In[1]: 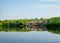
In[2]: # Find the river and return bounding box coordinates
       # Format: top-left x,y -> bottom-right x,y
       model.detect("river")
0,31 -> 60,43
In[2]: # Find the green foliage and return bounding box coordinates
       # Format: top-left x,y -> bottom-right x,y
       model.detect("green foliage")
0,20 -> 25,28
46,17 -> 60,27
0,17 -> 60,34
45,17 -> 60,34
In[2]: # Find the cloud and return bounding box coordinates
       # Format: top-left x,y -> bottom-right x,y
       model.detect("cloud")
40,0 -> 60,3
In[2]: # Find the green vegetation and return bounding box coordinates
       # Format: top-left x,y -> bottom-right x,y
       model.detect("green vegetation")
45,17 -> 60,34
0,18 -> 44,32
45,17 -> 60,28
0,20 -> 24,28
0,20 -> 25,31
0,17 -> 60,34
0,18 -> 45,28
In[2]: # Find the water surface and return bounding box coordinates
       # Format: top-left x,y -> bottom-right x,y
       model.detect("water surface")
0,31 -> 60,43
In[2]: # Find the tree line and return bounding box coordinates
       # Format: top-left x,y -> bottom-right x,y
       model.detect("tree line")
0,17 -> 60,34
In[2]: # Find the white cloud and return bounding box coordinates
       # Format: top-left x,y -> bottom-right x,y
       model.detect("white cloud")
40,0 -> 60,3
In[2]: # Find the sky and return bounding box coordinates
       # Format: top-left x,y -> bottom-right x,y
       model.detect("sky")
0,0 -> 60,20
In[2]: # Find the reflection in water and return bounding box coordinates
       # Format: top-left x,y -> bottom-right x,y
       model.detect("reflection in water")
25,26 -> 47,31
46,27 -> 60,34
0,26 -> 60,34
0,26 -> 60,43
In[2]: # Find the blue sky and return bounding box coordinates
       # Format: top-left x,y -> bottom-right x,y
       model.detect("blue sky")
0,0 -> 60,20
